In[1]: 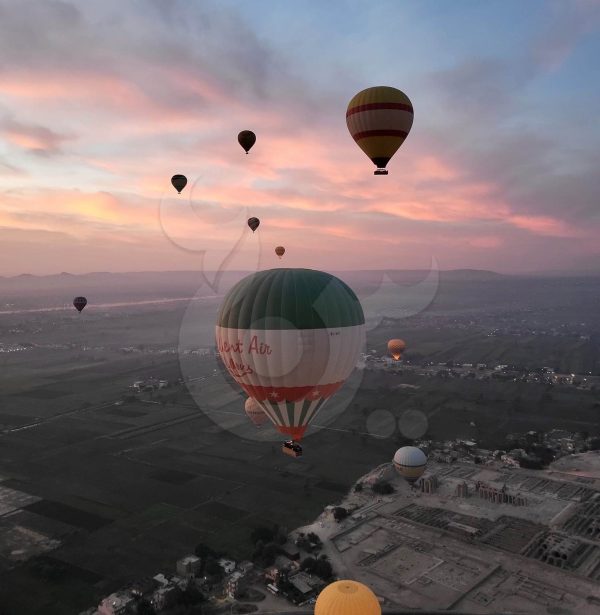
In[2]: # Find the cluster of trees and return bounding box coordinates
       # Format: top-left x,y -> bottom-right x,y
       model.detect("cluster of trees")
250,524 -> 287,567
295,531 -> 321,552
193,543 -> 224,580
332,507 -> 348,522
372,480 -> 394,495
299,555 -> 333,581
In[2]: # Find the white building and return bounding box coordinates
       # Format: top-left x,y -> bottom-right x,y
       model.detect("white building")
176,555 -> 202,579
97,592 -> 135,615
218,558 -> 236,574
152,585 -> 178,610
226,571 -> 246,599
153,573 -> 169,587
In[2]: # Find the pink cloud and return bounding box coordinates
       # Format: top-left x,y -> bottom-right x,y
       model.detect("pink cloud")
507,215 -> 584,238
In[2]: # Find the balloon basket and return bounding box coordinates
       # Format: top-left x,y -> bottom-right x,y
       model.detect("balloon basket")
282,440 -> 303,458
374,169 -> 388,176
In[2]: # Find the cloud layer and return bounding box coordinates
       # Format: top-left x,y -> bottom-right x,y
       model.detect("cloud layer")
0,0 -> 599,275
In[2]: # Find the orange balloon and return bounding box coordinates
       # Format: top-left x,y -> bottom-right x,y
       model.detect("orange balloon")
387,338 -> 406,361
275,246 -> 285,259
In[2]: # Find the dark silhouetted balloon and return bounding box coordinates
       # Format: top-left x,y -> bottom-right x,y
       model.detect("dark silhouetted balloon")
73,297 -> 87,313
275,246 -> 285,259
238,130 -> 256,154
248,217 -> 260,232
171,174 -> 187,194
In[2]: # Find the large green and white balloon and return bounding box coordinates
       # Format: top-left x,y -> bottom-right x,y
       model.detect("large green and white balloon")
216,269 -> 365,441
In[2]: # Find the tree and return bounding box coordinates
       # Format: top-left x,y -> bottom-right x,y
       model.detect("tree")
261,542 -> 282,567
251,526 -> 276,545
135,598 -> 156,615
252,539 -> 265,563
300,557 -> 316,573
589,438 -> 600,451
204,557 -> 224,579
306,532 -> 321,545
372,480 -> 394,495
333,507 -> 348,522
180,584 -> 204,606
354,482 -> 363,492
313,558 -> 333,580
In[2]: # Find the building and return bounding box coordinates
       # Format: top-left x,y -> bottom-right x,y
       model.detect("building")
153,573 -> 169,587
226,571 -> 247,599
97,592 -> 135,615
420,474 -> 439,494
176,555 -> 202,579
501,454 -> 521,468
237,560 -> 254,574
152,585 -> 179,610
456,481 -> 469,498
475,482 -> 527,506
264,567 -> 279,583
218,558 -> 236,574
288,571 -> 317,602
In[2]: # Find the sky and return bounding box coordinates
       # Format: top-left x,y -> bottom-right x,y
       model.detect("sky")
0,0 -> 599,276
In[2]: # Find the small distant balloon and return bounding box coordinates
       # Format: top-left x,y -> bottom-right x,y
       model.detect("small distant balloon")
171,174 -> 187,194
275,246 -> 285,259
247,217 -> 260,232
238,130 -> 256,154
387,338 -> 406,360
73,296 -> 87,313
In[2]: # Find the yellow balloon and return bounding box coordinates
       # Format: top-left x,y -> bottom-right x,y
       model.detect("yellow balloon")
315,580 -> 381,615
346,86 -> 414,175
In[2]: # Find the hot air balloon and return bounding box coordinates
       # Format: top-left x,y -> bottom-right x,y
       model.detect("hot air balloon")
247,217 -> 260,233
73,296 -> 87,313
216,269 -> 365,448
387,338 -> 406,361
275,246 -> 285,259
244,397 -> 269,427
315,580 -> 381,615
238,130 -> 256,154
171,174 -> 187,194
393,446 -> 427,485
346,86 -> 414,175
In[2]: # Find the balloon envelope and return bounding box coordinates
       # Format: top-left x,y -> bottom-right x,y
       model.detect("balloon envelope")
216,268 -> 365,441
387,338 -> 406,360
171,174 -> 187,194
244,397 -> 269,427
275,246 -> 285,259
238,130 -> 256,153
315,580 -> 381,615
346,86 -> 414,174
73,296 -> 87,312
247,217 -> 260,232
393,446 -> 427,483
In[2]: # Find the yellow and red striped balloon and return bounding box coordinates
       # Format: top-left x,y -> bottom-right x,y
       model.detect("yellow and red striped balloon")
346,86 -> 414,175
